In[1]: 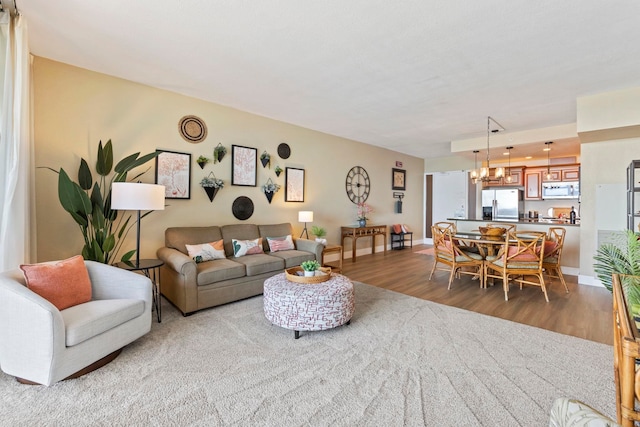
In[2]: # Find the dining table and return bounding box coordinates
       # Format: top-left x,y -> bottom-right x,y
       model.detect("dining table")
453,231 -> 507,258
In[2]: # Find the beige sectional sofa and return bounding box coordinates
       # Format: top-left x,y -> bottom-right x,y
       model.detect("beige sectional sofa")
157,223 -> 323,315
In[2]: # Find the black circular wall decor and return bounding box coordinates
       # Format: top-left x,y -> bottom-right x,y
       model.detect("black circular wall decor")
232,196 -> 254,220
178,115 -> 207,143
277,143 -> 291,159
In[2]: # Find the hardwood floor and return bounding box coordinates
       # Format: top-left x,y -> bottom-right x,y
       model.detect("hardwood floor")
340,243 -> 614,345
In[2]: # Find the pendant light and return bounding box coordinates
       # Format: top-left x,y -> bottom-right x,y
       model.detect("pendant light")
505,146 -> 513,183
471,150 -> 479,183
479,116 -> 505,183
545,141 -> 553,180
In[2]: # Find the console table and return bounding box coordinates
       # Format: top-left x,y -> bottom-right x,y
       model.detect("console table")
341,225 -> 387,262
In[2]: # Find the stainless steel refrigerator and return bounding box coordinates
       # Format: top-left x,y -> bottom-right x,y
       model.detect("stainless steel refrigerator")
481,188 -> 524,221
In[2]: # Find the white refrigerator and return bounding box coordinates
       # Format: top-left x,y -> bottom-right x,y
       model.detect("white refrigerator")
481,188 -> 524,221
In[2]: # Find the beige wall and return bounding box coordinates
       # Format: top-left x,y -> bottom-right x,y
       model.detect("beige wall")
32,57 -> 424,262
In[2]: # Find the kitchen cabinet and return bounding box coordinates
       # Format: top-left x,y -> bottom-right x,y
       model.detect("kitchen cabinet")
562,167 -> 580,181
525,170 -> 542,200
543,169 -> 561,182
627,160 -> 640,232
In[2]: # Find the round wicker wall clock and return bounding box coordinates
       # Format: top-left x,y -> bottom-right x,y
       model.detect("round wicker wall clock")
178,115 -> 207,143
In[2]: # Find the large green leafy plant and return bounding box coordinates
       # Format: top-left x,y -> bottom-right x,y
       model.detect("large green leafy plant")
46,140 -> 159,264
593,229 -> 640,305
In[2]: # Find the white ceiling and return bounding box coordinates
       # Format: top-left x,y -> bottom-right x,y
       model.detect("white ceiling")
19,0 -> 640,161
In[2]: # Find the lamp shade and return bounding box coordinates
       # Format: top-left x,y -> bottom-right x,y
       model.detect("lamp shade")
298,211 -> 313,223
111,182 -> 165,211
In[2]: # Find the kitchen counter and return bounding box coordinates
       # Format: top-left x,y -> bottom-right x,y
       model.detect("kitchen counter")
447,218 -> 580,226
444,218 -> 580,274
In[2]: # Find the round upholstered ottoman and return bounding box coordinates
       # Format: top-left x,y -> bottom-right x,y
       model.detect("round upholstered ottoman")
263,272 -> 355,339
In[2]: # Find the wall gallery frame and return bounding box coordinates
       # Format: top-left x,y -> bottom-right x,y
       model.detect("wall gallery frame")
155,150 -> 191,199
392,168 -> 406,191
285,167 -> 305,202
231,145 -> 257,186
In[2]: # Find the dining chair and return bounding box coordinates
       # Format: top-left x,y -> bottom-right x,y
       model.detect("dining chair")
429,225 -> 484,289
433,221 -> 457,234
484,230 -> 549,301
542,227 -> 569,294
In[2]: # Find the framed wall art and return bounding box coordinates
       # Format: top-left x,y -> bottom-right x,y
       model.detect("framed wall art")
231,145 -> 257,186
392,168 -> 406,191
285,167 -> 305,202
155,150 -> 191,199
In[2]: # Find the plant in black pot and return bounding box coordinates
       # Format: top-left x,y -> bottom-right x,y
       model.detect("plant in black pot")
200,172 -> 224,202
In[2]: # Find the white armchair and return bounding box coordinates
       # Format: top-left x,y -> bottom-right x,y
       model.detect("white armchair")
0,261 -> 152,386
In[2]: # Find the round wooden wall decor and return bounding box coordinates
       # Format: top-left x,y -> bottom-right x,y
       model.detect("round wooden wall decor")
277,143 -> 291,159
178,115 -> 207,143
232,196 -> 254,220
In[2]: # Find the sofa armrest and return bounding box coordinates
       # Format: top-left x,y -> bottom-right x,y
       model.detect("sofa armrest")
157,247 -> 196,277
86,261 -> 153,304
293,238 -> 323,262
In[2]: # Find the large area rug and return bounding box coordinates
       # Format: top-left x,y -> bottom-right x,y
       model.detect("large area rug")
0,283 -> 615,426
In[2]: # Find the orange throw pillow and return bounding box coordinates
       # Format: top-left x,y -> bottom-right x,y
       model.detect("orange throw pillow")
20,255 -> 92,310
392,224 -> 403,234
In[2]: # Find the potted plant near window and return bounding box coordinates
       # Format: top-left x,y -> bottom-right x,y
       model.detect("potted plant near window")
301,260 -> 321,277
200,172 -> 224,202
311,225 -> 327,245
261,178 -> 281,204
594,229 -> 640,308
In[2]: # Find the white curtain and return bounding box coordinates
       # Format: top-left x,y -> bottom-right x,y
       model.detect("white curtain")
0,11 -> 32,270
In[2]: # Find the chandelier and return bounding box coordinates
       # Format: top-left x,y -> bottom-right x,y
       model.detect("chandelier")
471,116 -> 505,184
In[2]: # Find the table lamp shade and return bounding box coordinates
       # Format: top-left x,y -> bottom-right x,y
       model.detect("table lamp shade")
111,183 -> 165,211
298,211 -> 313,223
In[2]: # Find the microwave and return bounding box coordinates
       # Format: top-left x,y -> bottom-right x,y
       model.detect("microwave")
542,182 -> 579,199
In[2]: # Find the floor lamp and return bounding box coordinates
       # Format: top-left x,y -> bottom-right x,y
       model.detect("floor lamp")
111,182 -> 165,268
298,211 -> 313,239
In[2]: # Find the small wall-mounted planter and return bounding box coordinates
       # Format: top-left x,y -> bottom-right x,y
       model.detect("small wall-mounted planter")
264,191 -> 274,204
260,151 -> 271,168
214,143 -> 227,163
203,186 -> 220,202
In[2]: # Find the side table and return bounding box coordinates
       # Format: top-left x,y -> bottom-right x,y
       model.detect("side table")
114,259 -> 164,323
322,245 -> 343,273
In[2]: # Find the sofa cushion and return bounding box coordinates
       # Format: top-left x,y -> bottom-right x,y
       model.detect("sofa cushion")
232,253 -> 285,276
259,223 -> 294,251
221,224 -> 260,256
61,299 -> 145,346
269,250 -> 315,268
20,255 -> 92,311
196,258 -> 246,286
186,240 -> 226,263
166,226 -> 222,255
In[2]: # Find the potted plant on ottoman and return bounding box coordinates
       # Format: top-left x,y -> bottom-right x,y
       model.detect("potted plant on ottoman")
301,260 -> 321,277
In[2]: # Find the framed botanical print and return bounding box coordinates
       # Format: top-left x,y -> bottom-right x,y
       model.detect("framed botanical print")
285,167 -> 305,202
155,150 -> 191,199
392,168 -> 406,191
231,145 -> 257,186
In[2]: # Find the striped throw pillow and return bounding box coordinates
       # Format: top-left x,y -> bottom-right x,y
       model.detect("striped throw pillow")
267,235 -> 295,253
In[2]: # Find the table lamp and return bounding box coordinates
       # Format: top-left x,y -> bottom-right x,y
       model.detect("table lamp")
111,182 -> 165,268
298,211 -> 313,239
